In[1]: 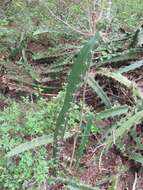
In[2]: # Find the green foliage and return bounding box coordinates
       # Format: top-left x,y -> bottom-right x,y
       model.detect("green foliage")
0,92 -> 85,189
112,0 -> 143,29
0,146 -> 50,190
1,0 -> 143,189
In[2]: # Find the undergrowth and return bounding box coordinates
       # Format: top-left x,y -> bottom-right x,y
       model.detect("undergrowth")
1,1 -> 143,189
0,92 -> 92,189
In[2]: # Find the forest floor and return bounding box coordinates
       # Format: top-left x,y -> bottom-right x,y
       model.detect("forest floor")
1,32 -> 143,190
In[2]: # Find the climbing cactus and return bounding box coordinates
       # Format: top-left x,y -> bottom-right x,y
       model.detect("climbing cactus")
53,32 -> 100,160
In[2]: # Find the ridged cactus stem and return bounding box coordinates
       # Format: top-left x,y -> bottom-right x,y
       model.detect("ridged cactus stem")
53,32 -> 100,163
